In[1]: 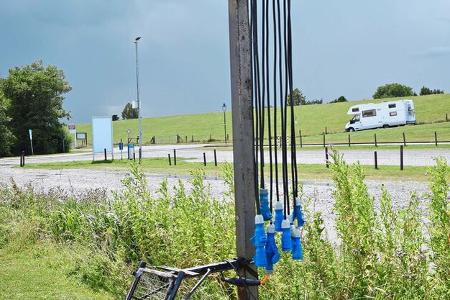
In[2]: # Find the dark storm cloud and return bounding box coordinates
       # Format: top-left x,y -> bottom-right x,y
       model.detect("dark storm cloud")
0,0 -> 449,122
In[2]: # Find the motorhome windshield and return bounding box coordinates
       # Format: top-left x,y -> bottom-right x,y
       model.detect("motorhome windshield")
350,114 -> 360,124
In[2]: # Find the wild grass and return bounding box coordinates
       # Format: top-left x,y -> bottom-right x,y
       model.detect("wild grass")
0,157 -> 449,299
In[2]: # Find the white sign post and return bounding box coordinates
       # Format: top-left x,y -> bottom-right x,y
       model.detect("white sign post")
28,129 -> 34,155
68,124 -> 77,148
92,117 -> 114,161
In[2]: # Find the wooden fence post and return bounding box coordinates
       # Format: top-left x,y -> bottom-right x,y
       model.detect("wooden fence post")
348,134 -> 351,147
374,133 -> 377,147
402,132 -> 406,147
168,154 -> 172,166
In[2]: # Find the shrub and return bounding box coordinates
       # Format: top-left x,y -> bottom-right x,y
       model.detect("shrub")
373,83 -> 415,99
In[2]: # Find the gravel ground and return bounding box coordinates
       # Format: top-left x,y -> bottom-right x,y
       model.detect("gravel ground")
0,163 -> 431,243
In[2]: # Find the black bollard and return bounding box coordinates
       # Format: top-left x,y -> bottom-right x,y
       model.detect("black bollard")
325,147 -> 329,168
374,151 -> 378,169
203,152 -> 207,166
173,149 -> 177,165
400,145 -> 404,171
168,154 -> 172,166
214,149 -> 218,166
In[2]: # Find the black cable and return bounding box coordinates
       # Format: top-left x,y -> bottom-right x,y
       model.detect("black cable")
287,0 -> 298,198
250,0 -> 261,214
259,0 -> 266,189
272,0 -> 280,205
265,0 -> 273,212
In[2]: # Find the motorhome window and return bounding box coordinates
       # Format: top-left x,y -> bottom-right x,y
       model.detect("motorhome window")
351,115 -> 360,122
388,103 -> 396,109
362,109 -> 376,118
352,108 -> 359,112
390,111 -> 397,117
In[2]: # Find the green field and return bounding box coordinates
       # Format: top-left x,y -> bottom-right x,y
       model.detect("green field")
76,94 -> 450,146
22,157 -> 448,181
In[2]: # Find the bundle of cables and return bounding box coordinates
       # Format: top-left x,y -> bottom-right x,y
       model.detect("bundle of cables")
250,0 -> 305,274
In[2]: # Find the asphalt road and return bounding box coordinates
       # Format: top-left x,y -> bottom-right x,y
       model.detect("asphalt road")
0,144 -> 449,167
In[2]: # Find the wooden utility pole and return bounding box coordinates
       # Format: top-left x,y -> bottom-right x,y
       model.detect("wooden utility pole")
228,1 -> 258,299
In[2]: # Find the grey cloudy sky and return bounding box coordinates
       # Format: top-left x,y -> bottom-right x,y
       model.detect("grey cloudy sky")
1,0 -> 449,123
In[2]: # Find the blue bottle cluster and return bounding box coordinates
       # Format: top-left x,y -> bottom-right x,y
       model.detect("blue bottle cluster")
252,196 -> 306,273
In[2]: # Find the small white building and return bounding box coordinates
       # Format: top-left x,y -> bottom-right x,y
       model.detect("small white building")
345,99 -> 416,132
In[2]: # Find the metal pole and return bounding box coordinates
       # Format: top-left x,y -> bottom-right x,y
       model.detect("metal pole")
402,132 -> 406,147
228,0 -> 258,298
168,154 -> 171,166
325,146 -> 329,168
299,130 -> 303,148
134,37 -> 143,162
203,152 -> 207,166
323,132 -> 326,148
374,133 -> 377,147
173,149 -> 177,166
223,103 -> 227,143
435,131 -> 438,146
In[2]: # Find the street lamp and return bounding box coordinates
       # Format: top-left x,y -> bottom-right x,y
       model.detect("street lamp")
134,36 -> 142,162
222,103 -> 227,143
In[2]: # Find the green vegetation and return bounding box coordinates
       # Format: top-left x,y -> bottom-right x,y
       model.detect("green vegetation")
0,61 -> 72,156
373,83 -> 415,99
21,157 -> 448,181
1,158 -> 449,298
76,94 -> 450,145
0,243 -> 113,299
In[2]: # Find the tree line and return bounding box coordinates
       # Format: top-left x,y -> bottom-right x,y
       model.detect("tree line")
287,83 -> 445,106
0,61 -> 72,157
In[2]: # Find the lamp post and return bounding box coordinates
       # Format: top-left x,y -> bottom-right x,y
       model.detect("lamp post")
222,103 -> 227,143
134,36 -> 142,162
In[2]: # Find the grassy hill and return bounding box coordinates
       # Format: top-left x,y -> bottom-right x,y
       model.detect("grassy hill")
76,94 -> 450,145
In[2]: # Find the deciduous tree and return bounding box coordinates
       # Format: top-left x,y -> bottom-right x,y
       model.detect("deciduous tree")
2,61 -> 72,154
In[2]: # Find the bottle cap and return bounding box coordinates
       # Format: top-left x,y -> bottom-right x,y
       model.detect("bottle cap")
255,214 -> 264,224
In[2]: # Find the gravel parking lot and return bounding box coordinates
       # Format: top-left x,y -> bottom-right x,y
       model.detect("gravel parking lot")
0,144 -> 442,242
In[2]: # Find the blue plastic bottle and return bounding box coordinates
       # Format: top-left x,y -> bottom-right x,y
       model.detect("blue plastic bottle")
259,188 -> 272,221
252,215 -> 267,268
292,227 -> 303,260
281,219 -> 292,252
294,197 -> 305,227
274,201 -> 283,232
265,223 -> 280,273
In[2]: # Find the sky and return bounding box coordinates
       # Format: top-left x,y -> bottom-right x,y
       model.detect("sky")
1,0 -> 449,123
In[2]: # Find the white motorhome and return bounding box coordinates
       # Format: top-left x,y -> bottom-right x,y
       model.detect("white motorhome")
345,99 -> 416,132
